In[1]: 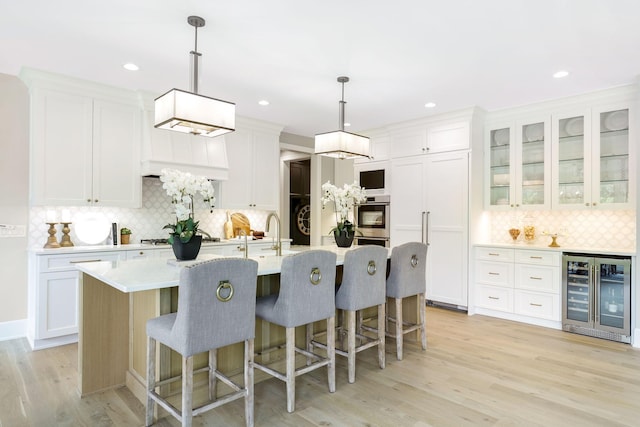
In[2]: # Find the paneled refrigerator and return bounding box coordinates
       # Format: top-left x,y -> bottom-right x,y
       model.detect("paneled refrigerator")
562,254 -> 631,343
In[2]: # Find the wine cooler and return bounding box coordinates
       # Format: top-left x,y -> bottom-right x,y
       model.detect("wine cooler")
562,254 -> 631,343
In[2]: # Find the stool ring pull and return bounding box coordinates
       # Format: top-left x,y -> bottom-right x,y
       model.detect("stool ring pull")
216,280 -> 234,302
367,260 -> 377,275
410,254 -> 419,268
309,267 -> 322,285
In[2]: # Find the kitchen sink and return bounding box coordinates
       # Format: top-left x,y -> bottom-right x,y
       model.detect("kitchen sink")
252,249 -> 299,258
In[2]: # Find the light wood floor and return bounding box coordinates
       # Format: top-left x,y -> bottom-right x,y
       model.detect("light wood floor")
2,307 -> 639,426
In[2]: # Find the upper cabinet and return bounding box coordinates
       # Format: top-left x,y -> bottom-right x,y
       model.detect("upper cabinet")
22,69 -> 141,207
485,117 -> 551,210
551,105 -> 634,210
220,118 -> 284,211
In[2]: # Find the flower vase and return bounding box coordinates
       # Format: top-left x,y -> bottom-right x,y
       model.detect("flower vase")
333,229 -> 354,248
171,235 -> 202,260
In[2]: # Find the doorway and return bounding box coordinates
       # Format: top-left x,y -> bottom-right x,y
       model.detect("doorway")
289,159 -> 311,245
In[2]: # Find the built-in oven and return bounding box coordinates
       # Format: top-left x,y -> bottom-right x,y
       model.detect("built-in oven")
354,195 -> 390,247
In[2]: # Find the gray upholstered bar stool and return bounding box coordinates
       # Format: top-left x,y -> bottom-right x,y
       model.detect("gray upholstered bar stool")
334,245 -> 388,383
253,250 -> 337,413
386,242 -> 428,361
145,258 -> 259,427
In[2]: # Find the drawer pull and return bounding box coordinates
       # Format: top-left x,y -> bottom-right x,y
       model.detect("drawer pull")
488,272 -> 500,276
529,303 -> 543,307
488,253 -> 500,256
529,276 -> 542,280
530,256 -> 543,259
69,259 -> 102,264
488,296 -> 500,300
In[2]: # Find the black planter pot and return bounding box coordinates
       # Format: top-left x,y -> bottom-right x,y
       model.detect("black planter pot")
333,229 -> 355,248
171,235 -> 202,260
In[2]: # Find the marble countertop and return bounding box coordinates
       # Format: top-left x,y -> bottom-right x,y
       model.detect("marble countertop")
474,242 -> 636,257
75,245 -> 381,293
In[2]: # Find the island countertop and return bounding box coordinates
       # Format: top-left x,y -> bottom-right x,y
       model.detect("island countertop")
75,245 -> 379,293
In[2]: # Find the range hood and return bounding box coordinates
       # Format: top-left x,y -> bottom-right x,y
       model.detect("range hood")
140,95 -> 229,180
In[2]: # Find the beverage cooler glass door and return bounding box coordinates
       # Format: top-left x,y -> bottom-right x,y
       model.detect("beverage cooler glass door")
595,257 -> 631,336
563,255 -> 592,326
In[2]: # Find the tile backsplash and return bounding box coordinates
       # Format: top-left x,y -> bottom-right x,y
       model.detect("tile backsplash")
488,209 -> 636,250
28,178 -> 272,249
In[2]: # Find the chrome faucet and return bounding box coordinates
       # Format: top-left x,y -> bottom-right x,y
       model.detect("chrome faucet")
238,229 -> 248,259
265,212 -> 282,256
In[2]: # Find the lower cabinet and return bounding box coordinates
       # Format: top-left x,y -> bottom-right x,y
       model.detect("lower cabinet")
29,250 -> 123,350
474,246 -> 561,328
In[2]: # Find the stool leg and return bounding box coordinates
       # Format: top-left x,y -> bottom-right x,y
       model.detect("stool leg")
305,323 -> 313,366
395,298 -> 403,361
209,349 -> 217,401
340,309 -> 347,351
182,356 -> 194,427
347,310 -> 356,383
377,303 -> 386,369
419,293 -> 427,350
327,316 -> 336,393
145,336 -> 156,427
245,339 -> 255,427
285,327 -> 296,413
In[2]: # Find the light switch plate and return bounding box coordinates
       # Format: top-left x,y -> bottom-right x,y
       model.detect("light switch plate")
0,224 -> 26,237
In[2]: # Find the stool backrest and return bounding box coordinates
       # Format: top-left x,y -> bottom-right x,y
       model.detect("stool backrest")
386,242 -> 428,299
275,250 -> 337,327
336,246 -> 388,311
172,258 -> 259,356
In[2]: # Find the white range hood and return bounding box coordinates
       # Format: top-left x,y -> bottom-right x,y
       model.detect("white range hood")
140,93 -> 229,180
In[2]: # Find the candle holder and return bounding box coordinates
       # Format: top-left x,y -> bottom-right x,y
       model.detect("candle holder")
59,222 -> 74,247
44,223 -> 61,248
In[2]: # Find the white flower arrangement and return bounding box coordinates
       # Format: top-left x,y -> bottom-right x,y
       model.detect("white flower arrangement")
160,168 -> 215,243
321,180 -> 367,236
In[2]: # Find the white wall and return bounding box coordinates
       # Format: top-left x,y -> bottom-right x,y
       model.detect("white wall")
0,74 -> 29,331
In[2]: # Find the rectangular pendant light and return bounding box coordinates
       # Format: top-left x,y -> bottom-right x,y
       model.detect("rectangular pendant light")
155,88 -> 235,138
315,130 -> 370,159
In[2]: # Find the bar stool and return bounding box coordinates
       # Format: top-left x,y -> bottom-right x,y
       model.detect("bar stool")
334,246 -> 388,383
254,250 -> 337,413
386,242 -> 428,360
145,258 -> 259,427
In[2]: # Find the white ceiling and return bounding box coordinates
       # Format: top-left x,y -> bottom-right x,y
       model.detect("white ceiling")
2,0 -> 640,137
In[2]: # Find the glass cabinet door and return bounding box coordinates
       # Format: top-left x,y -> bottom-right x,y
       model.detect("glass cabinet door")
593,108 -> 631,207
595,258 -> 631,334
553,113 -> 589,208
488,126 -> 512,208
518,121 -> 549,208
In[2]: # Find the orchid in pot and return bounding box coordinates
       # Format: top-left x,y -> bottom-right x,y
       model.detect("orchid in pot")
160,168 -> 215,246
321,180 -> 367,247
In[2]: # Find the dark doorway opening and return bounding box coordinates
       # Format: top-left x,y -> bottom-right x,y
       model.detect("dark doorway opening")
289,159 -> 311,245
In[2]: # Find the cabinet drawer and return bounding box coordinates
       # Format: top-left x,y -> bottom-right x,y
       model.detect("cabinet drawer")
515,265 -> 560,292
476,285 -> 513,312
39,252 -> 122,273
476,247 -> 514,262
476,261 -> 513,287
514,290 -> 560,321
515,249 -> 560,266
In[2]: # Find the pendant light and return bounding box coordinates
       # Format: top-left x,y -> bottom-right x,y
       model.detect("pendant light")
315,76 -> 370,159
154,16 -> 235,138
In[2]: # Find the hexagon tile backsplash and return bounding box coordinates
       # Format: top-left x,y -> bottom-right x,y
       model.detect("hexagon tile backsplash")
28,178 -> 272,249
489,209 -> 636,250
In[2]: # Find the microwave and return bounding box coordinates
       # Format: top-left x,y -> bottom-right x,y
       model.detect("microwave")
358,166 -> 387,195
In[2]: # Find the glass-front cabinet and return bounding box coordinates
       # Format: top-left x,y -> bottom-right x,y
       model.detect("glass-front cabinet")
486,118 -> 550,210
552,106 -> 633,209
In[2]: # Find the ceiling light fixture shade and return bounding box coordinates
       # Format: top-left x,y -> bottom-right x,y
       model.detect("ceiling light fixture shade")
154,15 -> 235,138
315,76 -> 370,159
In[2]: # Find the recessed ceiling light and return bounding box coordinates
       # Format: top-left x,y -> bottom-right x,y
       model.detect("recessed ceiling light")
553,70 -> 569,78
425,102 -> 436,108
258,100 -> 269,106
123,63 -> 139,71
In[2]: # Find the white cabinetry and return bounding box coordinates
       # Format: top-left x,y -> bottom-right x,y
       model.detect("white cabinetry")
221,119 -> 284,210
474,246 -> 561,328
29,250 -> 123,349
22,69 -> 141,207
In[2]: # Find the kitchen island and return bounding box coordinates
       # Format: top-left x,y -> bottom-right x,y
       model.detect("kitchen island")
75,246 -> 400,404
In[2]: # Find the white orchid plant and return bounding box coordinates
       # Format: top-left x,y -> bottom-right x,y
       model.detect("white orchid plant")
321,181 -> 367,237
160,168 -> 215,244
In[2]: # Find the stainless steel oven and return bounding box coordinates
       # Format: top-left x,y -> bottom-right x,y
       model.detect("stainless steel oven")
354,195 -> 390,247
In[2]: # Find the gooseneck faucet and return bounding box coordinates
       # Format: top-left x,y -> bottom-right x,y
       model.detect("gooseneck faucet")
265,212 -> 282,256
238,229 -> 248,259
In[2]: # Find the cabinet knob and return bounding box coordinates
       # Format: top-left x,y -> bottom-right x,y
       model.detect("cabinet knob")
585,203 -> 590,206
94,199 -> 99,203
139,251 -> 144,255
87,199 -> 91,203
592,202 -> 597,206
515,204 -> 520,207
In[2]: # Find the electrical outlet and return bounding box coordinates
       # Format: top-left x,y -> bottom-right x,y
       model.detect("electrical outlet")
0,224 -> 26,237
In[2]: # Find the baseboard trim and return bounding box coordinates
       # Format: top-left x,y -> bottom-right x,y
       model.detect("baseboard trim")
474,307 -> 562,330
0,318 -> 27,342
633,328 -> 640,348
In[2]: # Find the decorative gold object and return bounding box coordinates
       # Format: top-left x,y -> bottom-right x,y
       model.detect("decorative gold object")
523,225 -> 536,242
508,228 -> 520,242
59,222 -> 74,247
548,234 -> 560,247
44,223 -> 61,248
